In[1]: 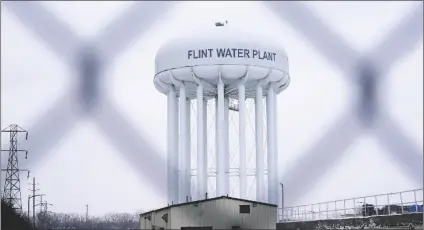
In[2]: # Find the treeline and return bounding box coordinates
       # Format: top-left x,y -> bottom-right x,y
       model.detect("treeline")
2,198 -> 139,229
37,212 -> 139,229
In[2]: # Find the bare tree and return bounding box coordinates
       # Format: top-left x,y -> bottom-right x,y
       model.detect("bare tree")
39,212 -> 138,229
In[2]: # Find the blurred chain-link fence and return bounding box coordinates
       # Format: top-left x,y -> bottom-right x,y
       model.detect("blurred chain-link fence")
1,1 -> 423,211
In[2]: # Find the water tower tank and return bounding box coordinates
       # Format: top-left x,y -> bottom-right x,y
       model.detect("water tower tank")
154,23 -> 290,206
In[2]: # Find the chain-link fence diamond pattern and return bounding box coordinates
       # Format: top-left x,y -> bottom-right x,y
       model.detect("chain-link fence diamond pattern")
2,1 -> 422,215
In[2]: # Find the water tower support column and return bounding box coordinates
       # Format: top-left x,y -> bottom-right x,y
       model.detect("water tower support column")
224,97 -> 230,195
203,99 -> 208,197
179,85 -> 189,202
267,84 -> 278,205
238,81 -> 247,199
216,77 -> 226,196
196,82 -> 207,200
167,87 -> 179,204
186,98 -> 191,200
255,84 -> 265,202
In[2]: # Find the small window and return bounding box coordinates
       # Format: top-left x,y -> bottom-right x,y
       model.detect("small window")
239,205 -> 250,214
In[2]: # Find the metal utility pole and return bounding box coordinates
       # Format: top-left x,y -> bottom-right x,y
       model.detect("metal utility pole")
39,195 -> 44,213
1,124 -> 29,213
43,201 -> 53,212
38,200 -> 53,213
85,204 -> 89,228
85,204 -> 89,221
38,200 -> 53,229
27,195 -> 31,222
32,178 -> 36,229
29,177 -> 44,230
32,178 -> 37,229
280,183 -> 284,221
33,194 -> 46,229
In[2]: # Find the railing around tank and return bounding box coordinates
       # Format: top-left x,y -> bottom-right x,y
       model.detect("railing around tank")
278,188 -> 423,222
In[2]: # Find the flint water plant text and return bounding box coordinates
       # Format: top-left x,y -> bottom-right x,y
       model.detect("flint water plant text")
188,48 -> 277,61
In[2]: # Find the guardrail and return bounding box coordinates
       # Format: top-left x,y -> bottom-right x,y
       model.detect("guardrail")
278,188 -> 423,222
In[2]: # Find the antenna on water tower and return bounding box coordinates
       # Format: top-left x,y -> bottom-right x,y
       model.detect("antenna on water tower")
215,20 -> 228,27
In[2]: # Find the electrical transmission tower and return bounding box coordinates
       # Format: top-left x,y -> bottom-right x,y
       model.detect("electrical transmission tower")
1,124 -> 29,212
37,200 -> 53,229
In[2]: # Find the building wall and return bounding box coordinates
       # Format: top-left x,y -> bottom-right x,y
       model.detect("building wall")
170,198 -> 277,229
140,208 -> 171,229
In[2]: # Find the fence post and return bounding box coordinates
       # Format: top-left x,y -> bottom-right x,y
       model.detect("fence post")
297,206 -> 300,221
343,199 -> 346,217
311,204 -> 314,220
387,194 -> 391,214
280,183 -> 284,213
319,203 -> 321,220
334,201 -> 337,219
375,195 -> 379,215
363,197 -> 366,216
400,192 -> 404,214
280,208 -> 283,222
326,202 -> 329,219
414,190 -> 418,213
353,198 -> 356,217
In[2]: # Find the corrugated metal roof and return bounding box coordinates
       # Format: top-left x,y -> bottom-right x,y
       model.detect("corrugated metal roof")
140,196 -> 278,216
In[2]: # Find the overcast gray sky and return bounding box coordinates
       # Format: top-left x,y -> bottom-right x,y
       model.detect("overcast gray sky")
1,1 -> 422,216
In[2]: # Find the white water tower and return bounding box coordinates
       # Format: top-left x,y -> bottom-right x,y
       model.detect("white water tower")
154,22 -> 290,206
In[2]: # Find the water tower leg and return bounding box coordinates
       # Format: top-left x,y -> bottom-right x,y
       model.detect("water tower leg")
179,86 -> 189,202
216,78 -> 226,196
224,97 -> 230,196
203,99 -> 208,198
197,84 -> 206,200
186,98 -> 191,200
255,85 -> 265,202
167,88 -> 179,205
267,84 -> 278,205
238,83 -> 247,199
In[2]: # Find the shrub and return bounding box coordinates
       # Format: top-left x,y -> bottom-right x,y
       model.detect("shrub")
1,199 -> 33,230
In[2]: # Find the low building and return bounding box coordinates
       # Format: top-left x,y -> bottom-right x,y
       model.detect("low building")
140,196 -> 277,229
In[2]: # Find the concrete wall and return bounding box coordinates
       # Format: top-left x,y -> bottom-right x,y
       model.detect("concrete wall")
277,213 -> 423,230
171,198 -> 277,229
